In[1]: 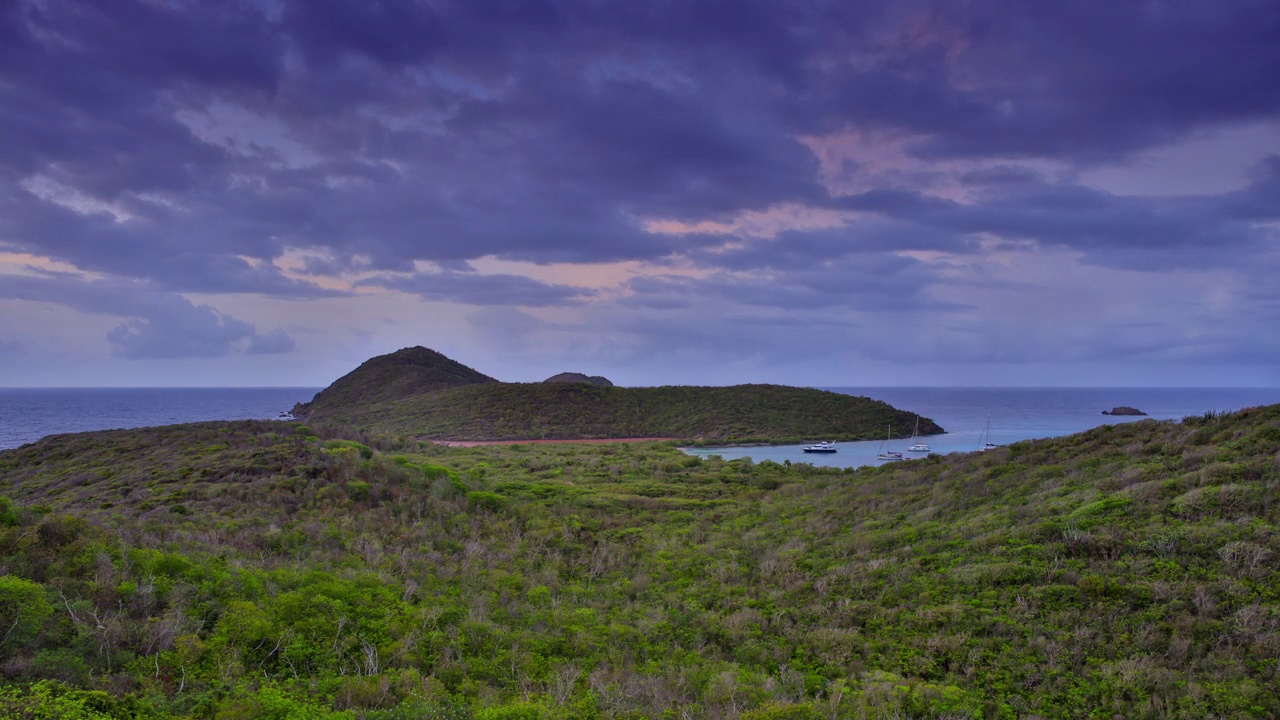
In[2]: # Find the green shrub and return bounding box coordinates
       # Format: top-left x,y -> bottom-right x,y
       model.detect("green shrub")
0,681 -> 120,720
421,463 -> 460,481
214,684 -> 353,720
475,701 -> 543,720
1069,494 -> 1131,518
0,496 -> 18,526
741,703 -> 822,720
324,440 -> 374,459
467,491 -> 506,512
31,648 -> 90,684
0,575 -> 54,649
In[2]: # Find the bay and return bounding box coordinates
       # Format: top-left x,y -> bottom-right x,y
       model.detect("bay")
3,386 -> 1276,464
680,387 -> 1280,469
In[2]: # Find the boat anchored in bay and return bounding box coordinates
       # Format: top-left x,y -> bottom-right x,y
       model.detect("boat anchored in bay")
906,416 -> 930,453
978,415 -> 999,451
876,425 -> 903,461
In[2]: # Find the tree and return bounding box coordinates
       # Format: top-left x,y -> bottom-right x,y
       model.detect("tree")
0,575 -> 53,650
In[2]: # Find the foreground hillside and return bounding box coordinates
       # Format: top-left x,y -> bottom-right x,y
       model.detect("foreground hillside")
0,406 -> 1278,718
297,347 -> 944,442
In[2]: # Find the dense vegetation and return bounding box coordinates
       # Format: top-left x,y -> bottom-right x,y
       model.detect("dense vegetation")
298,347 -> 943,443
1,405 -> 1279,718
313,382 -> 943,444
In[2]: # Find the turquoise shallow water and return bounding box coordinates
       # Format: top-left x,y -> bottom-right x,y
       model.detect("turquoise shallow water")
680,387 -> 1280,469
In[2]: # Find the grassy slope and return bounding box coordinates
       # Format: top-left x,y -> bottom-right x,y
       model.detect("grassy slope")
310,381 -> 946,443
0,406 -> 1278,718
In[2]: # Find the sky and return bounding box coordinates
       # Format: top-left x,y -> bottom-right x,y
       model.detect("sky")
1,0 -> 1279,388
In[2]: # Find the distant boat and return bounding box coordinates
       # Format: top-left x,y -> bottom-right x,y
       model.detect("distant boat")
906,416 -> 930,453
802,441 -> 837,454
978,415 -> 999,451
877,425 -> 903,461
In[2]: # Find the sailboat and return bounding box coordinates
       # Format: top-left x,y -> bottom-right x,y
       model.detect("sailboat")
978,415 -> 999,451
906,416 -> 930,453
876,424 -> 904,461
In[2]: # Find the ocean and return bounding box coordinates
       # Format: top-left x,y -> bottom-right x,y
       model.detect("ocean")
0,386 -> 1276,461
0,388 -> 321,451
681,387 -> 1280,469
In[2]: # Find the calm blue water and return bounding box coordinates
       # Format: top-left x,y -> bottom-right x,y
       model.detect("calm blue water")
682,387 -> 1280,469
2,387 -> 1276,461
0,388 -> 321,451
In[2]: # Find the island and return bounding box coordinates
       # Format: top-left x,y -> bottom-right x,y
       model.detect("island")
291,346 -> 945,443
1102,406 -> 1148,416
544,371 -> 614,387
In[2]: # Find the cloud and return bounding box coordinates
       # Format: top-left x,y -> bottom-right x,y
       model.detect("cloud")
3,0 -> 1268,291
361,270 -> 596,307
247,328 -> 296,355
1,0 -> 1279,381
0,273 -> 295,359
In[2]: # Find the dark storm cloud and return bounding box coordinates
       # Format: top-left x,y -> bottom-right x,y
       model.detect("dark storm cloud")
958,166 -> 1048,187
626,250 -> 959,313
0,273 -> 294,359
1222,155 -> 1280,220
826,173 -> 1274,271
1,0 -> 1279,367
361,271 -> 595,307
893,2 -> 1280,161
684,220 -> 965,273
770,1 -> 1280,162
593,292 -> 1280,372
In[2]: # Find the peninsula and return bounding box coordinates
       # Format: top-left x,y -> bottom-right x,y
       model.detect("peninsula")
292,346 -> 945,442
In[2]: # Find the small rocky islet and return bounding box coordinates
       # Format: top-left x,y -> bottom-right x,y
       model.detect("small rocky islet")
1102,405 -> 1148,416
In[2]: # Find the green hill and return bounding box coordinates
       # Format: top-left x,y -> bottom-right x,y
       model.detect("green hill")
1,405 -> 1278,717
295,346 -> 498,418
298,347 -> 944,442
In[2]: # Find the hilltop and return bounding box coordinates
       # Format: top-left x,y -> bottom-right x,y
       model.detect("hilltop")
294,346 -> 497,418
1,405 -> 1278,717
544,372 -> 613,387
296,346 -> 945,442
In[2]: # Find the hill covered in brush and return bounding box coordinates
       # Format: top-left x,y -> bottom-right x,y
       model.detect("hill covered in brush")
1,404 -> 1278,717
296,346 -> 498,418
296,347 -> 944,442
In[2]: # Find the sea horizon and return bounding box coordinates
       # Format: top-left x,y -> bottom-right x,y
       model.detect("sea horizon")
3,385 -> 1278,454
2,383 -> 1277,390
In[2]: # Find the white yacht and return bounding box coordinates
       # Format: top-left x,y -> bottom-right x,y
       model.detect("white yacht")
802,441 -> 837,454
